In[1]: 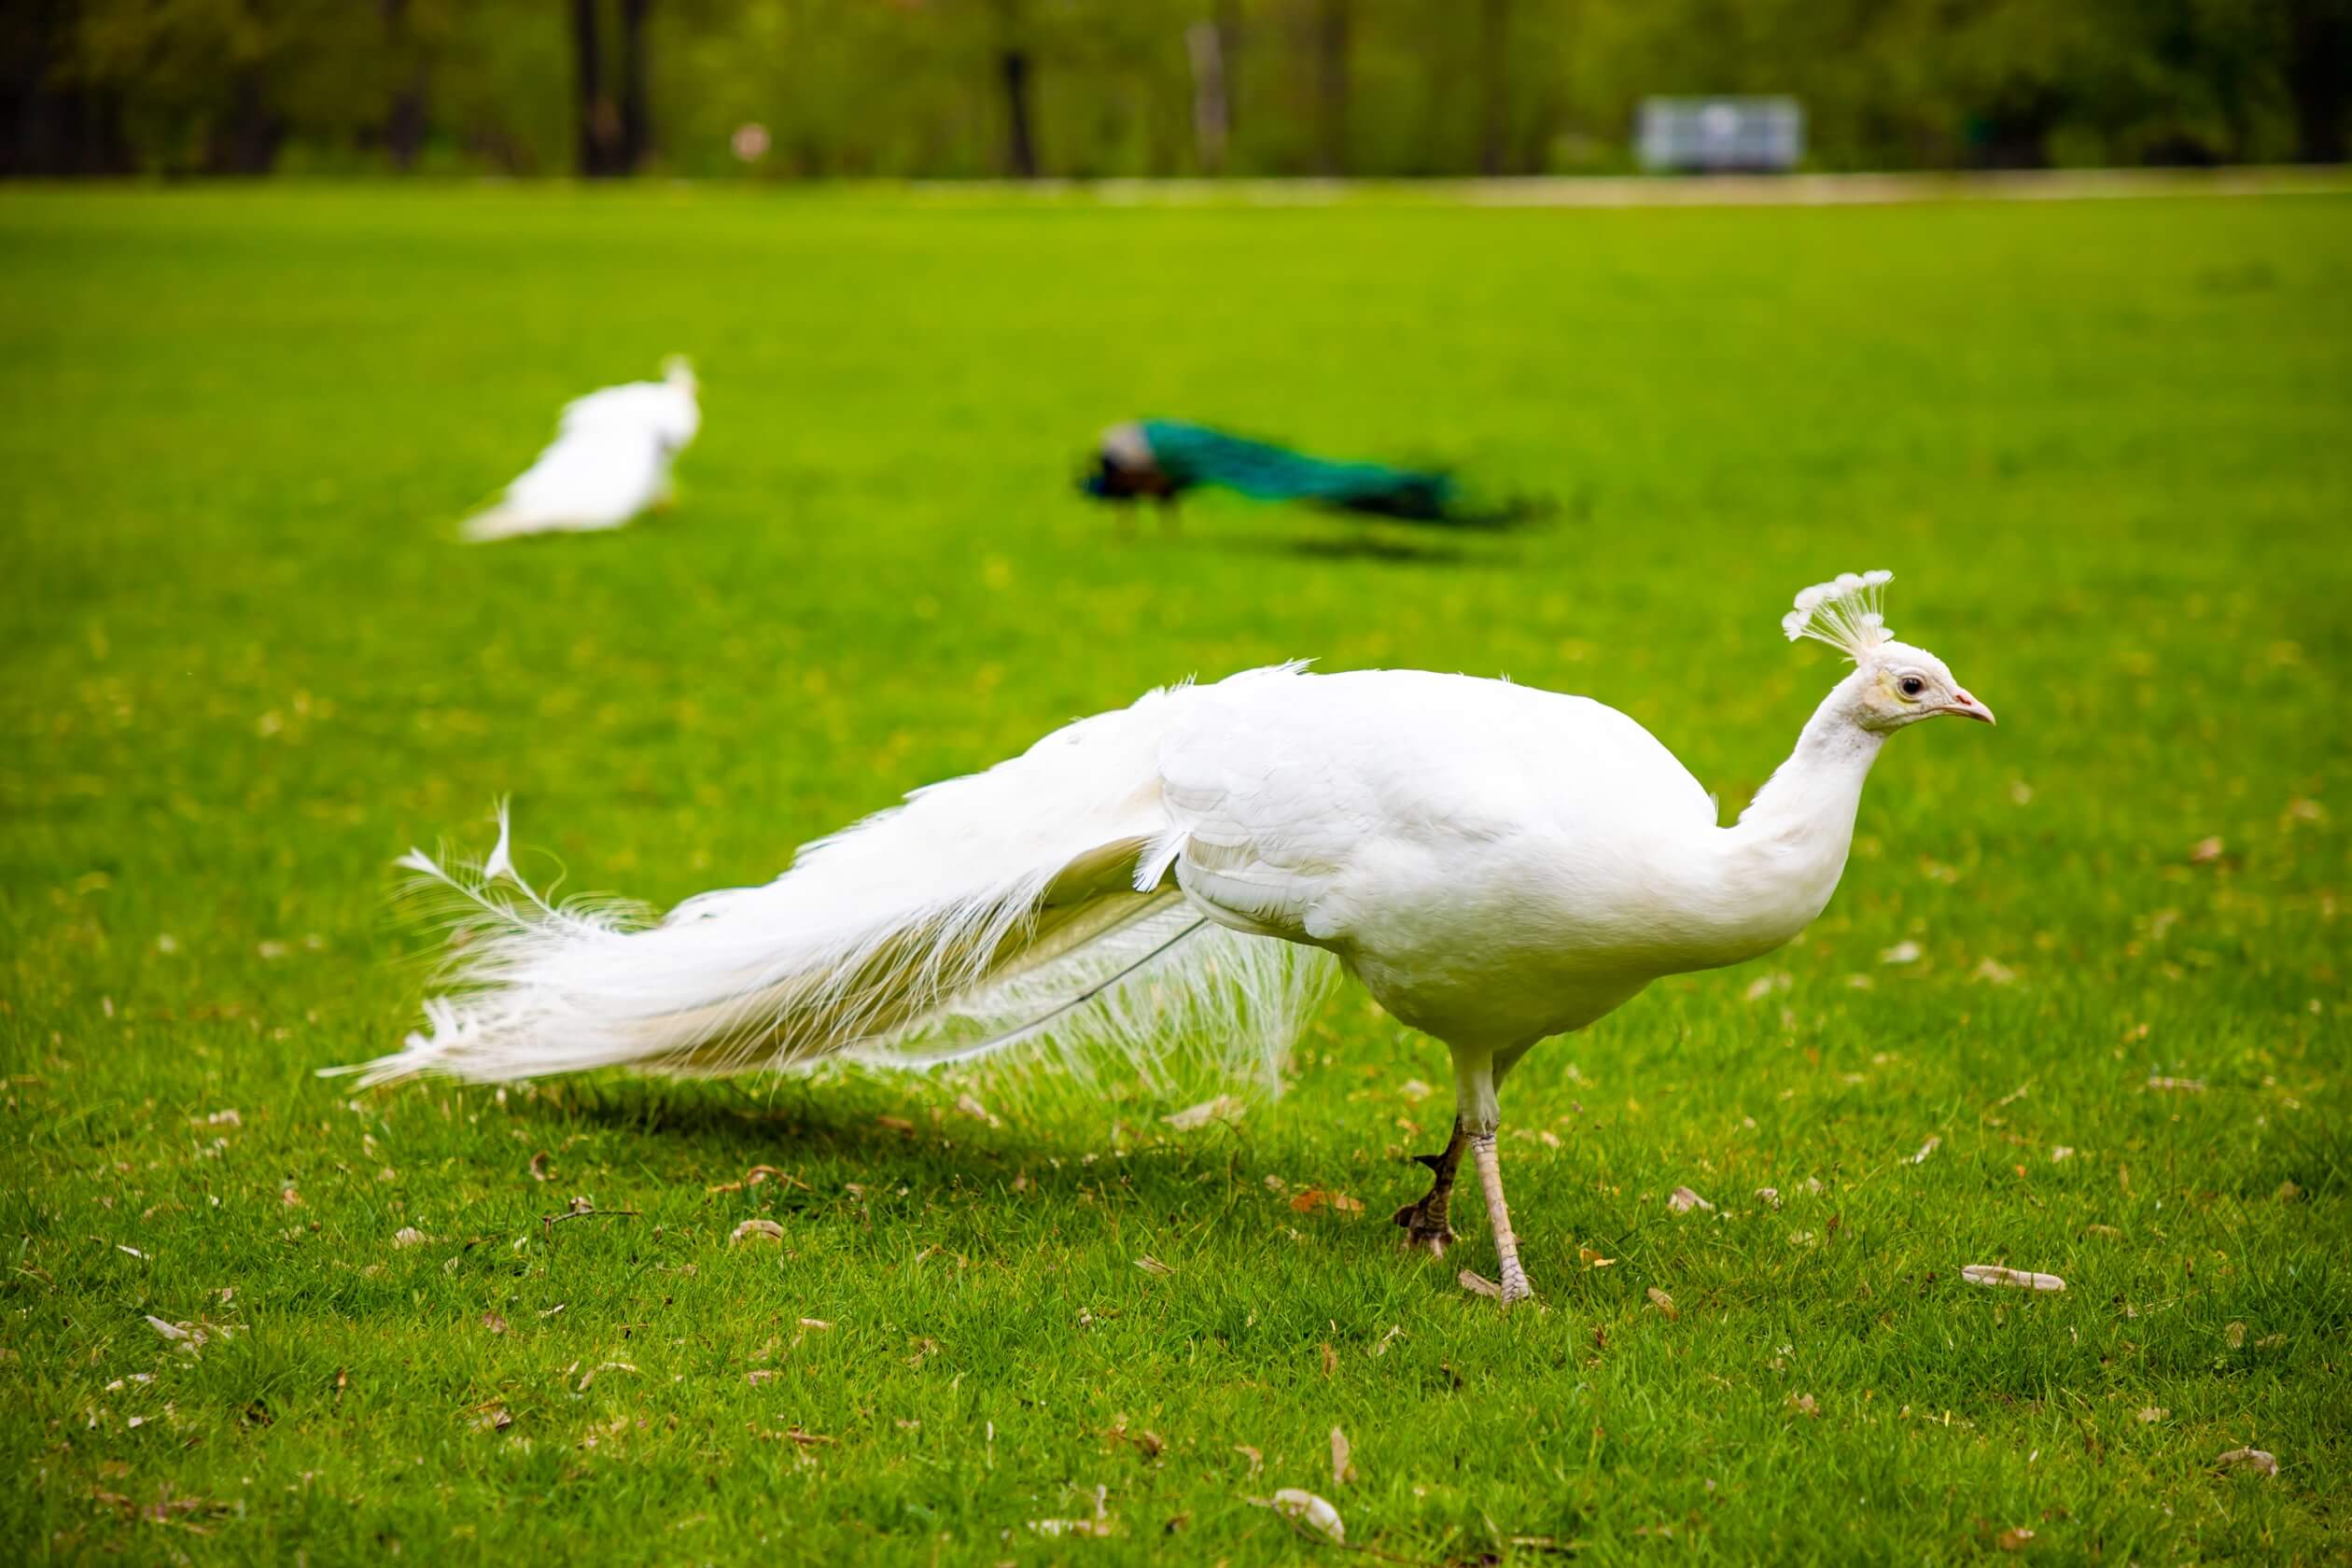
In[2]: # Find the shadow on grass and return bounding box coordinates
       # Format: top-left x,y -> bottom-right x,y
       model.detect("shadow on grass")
524,1072 -> 1291,1210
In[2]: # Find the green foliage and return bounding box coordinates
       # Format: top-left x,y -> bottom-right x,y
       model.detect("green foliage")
1,185 -> 2348,1561
30,0 -> 2351,177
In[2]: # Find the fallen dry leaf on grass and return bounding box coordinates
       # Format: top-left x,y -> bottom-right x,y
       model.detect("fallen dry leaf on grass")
1997,1526 -> 2036,1551
875,1114 -> 916,1135
1668,1185 -> 1713,1213
1910,1136 -> 1941,1165
1785,1393 -> 1819,1418
144,1315 -> 189,1343
711,1165 -> 808,1196
1098,1419 -> 1160,1460
1319,1343 -> 1337,1378
1134,1255 -> 1173,1277
1161,1095 -> 1245,1131
745,1370 -> 778,1386
2216,1448 -> 2278,1477
471,1405 -> 512,1433
2223,1321 -> 2247,1349
1577,1246 -> 1616,1267
1879,940 -> 1923,965
1961,1265 -> 2065,1292
2147,1075 -> 2206,1093
1331,1426 -> 1355,1486
1754,1187 -> 1783,1209
1459,1269 -> 1503,1299
2188,835 -> 2225,863
481,1312 -> 508,1336
1288,1187 -> 1365,1215
730,1219 -> 785,1244
2137,1407 -> 2167,1422
1233,1444 -> 1263,1475
528,1151 -> 553,1183
1646,1286 -> 1679,1321
576,1361 -> 637,1392
954,1093 -> 1002,1128
392,1226 -> 427,1249
1268,1489 -> 1345,1545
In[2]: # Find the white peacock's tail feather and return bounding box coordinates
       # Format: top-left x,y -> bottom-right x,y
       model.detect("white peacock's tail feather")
1781,569 -> 1895,663
338,676 -> 1334,1094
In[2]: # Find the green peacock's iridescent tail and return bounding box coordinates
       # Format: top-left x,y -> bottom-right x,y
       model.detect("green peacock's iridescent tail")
1139,420 -> 1459,519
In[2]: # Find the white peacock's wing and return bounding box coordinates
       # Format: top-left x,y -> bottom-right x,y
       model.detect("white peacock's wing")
502,427 -> 665,524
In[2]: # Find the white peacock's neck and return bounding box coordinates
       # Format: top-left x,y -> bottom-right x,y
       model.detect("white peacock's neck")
1680,671 -> 1885,964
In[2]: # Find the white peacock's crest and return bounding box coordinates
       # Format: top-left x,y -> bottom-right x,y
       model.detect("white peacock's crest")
1782,570 -> 1894,664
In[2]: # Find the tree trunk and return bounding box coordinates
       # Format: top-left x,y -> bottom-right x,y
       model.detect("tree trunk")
378,0 -> 427,172
618,0 -> 652,172
385,79 -> 427,171
1001,49 -> 1038,177
1217,0 -> 1242,140
1314,0 -> 1349,175
571,0 -> 613,176
2286,0 -> 2350,162
208,71 -> 283,175
1186,22 -> 1229,173
1477,0 -> 1509,175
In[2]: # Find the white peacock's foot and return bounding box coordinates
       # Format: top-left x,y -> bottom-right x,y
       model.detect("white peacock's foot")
1392,1198 -> 1456,1257
1470,1128 -> 1533,1309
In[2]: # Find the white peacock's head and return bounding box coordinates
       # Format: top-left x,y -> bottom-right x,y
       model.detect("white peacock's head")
1782,570 -> 1995,731
1850,639 -> 1994,731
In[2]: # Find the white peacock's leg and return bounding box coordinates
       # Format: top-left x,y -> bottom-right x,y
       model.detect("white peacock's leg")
1393,1116 -> 1467,1255
1472,1131 -> 1532,1305
1450,1046 -> 1533,1305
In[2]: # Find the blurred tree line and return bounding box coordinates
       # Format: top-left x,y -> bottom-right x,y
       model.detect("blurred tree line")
5,0 -> 2346,179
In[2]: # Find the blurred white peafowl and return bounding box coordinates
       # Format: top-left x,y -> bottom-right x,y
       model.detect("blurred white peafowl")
461,357 -> 700,541
1083,419 -> 1538,526
353,571 -> 1990,1306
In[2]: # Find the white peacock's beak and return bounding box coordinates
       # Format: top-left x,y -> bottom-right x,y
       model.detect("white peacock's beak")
1944,689 -> 1995,724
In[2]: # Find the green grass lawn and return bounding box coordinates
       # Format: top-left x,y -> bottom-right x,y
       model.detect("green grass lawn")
2,185 -> 2347,1563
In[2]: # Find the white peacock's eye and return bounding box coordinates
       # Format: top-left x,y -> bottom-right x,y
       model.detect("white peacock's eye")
1897,676 -> 1925,698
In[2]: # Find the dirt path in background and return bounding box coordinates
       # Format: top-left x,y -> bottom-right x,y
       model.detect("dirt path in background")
927,166 -> 2349,207
1462,166 -> 2351,206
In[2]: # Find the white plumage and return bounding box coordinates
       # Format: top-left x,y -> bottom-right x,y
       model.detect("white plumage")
353,571 -> 1992,1305
461,357 -> 700,541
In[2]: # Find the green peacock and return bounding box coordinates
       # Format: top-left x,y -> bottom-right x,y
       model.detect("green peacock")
1081,419 -> 1540,526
